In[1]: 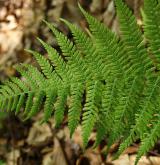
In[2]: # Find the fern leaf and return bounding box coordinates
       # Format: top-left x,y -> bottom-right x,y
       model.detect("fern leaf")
135,119 -> 160,165
118,76 -> 160,156
37,37 -> 71,82
79,4 -> 126,77
68,83 -> 84,137
44,21 -> 85,81
61,19 -> 103,79
82,80 -> 101,147
22,64 -> 45,87
142,0 -> 160,69
54,86 -> 69,127
25,49 -> 53,79
41,89 -> 57,123
94,78 -> 119,147
109,76 -> 143,145
114,0 -> 153,75
23,92 -> 34,116
15,65 -> 37,89
11,77 -> 29,92
26,91 -> 45,119
15,94 -> 25,114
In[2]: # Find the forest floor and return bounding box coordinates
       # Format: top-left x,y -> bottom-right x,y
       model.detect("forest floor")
0,114 -> 160,165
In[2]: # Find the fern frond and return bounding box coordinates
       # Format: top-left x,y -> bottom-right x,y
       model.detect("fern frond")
54,86 -> 69,127
135,119 -> 160,165
68,83 -> 84,137
118,76 -> 160,156
142,0 -> 160,69
109,76 -> 143,145
22,64 -> 45,87
114,0 -> 154,75
41,89 -> 57,123
79,4 -> 125,77
1,2 -> 160,164
15,65 -> 37,89
3,81 -> 21,111
44,21 -> 85,81
82,80 -> 101,146
61,19 -> 103,79
37,38 -> 70,82
25,49 -> 53,79
26,91 -> 45,119
94,78 -> 119,147
0,82 -> 16,111
23,92 -> 34,116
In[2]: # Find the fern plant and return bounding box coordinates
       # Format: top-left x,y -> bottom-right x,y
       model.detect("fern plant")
0,0 -> 160,164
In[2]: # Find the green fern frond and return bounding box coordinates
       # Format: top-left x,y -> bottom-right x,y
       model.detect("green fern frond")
1,1 -> 160,164
41,89 -> 57,123
114,0 -> 154,75
54,87 -> 69,127
94,78 -> 119,147
37,37 -> 70,82
142,0 -> 160,69
44,21 -> 85,74
61,18 -> 104,79
79,4 -> 125,77
15,65 -> 37,89
68,83 -> 84,137
118,76 -> 160,157
25,49 -> 53,79
108,76 -> 143,145
26,90 -> 45,120
135,119 -> 160,164
82,80 -> 102,146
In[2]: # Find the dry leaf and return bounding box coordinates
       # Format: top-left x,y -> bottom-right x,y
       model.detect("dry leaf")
42,138 -> 68,165
6,149 -> 20,165
27,122 -> 52,146
111,154 -> 130,165
129,155 -> 160,165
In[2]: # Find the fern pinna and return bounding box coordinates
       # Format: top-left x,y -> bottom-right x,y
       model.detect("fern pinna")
0,0 -> 160,164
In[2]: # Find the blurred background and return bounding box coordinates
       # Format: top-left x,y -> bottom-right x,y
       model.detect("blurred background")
2,0 -> 160,165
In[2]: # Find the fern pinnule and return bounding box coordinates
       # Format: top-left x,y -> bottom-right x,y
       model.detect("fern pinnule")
68,83 -> 84,137
15,65 -> 37,89
45,22 -> 85,81
79,3 -> 125,77
82,80 -> 102,146
41,89 -> 57,123
25,90 -> 45,120
37,38 -> 71,82
142,0 -> 160,69
135,119 -> 160,165
54,87 -> 68,127
23,92 -> 34,116
61,18 -> 103,79
118,76 -> 160,157
25,49 -> 53,79
22,64 -> 45,88
115,0 -> 153,75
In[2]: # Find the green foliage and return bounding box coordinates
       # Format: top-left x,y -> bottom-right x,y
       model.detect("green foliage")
0,160 -> 5,165
0,0 -> 160,164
